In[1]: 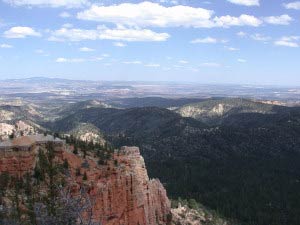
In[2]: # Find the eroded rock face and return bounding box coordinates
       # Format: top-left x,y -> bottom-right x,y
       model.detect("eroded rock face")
0,141 -> 171,225
0,150 -> 36,177
62,146 -> 171,225
171,205 -> 205,225
0,120 -> 36,141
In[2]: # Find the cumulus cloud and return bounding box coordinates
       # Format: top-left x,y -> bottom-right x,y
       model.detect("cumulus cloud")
274,36 -> 300,47
264,15 -> 293,25
283,1 -> 300,10
159,0 -> 179,5
79,47 -> 95,52
0,43 -> 13,48
191,37 -> 227,44
227,0 -> 259,6
213,14 -> 262,27
77,2 -> 262,28
77,2 -> 214,28
3,0 -> 88,8
3,26 -> 41,38
49,26 -> 170,42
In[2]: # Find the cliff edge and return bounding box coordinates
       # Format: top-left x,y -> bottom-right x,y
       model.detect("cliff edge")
0,135 -> 171,225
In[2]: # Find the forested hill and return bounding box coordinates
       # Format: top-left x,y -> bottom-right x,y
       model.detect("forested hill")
44,99 -> 300,225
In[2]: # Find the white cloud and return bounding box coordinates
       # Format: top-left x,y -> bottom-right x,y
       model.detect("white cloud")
77,2 -> 214,28
145,63 -> 160,67
237,31 -> 247,37
99,27 -> 169,42
60,12 -> 72,18
214,14 -> 262,27
0,43 -> 13,48
3,0 -> 89,8
264,15 -> 293,25
56,57 -> 103,63
77,2 -> 265,28
191,37 -> 227,44
179,60 -> 188,64
227,0 -> 259,6
238,58 -> 247,63
56,57 -> 85,63
159,0 -> 179,5
251,33 -> 271,41
79,47 -> 95,52
274,36 -> 300,47
113,42 -> 127,47
123,61 -> 142,64
49,26 -> 170,42
200,62 -> 221,67
225,46 -> 239,51
3,26 -> 41,38
283,1 -> 300,10
191,37 -> 217,44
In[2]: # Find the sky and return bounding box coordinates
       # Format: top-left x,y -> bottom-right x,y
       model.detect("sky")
0,0 -> 299,85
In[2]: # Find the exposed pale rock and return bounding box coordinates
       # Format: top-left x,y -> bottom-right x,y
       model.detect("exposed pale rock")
0,110 -> 15,121
0,121 -> 36,141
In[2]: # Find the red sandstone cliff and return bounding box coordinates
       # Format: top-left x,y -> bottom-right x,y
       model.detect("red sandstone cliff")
0,141 -> 171,225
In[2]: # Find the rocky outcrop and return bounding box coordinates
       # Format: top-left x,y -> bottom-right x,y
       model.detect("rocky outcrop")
0,120 -> 37,141
171,204 -> 230,225
171,205 -> 204,225
0,149 -> 37,177
0,138 -> 171,225
61,146 -> 171,225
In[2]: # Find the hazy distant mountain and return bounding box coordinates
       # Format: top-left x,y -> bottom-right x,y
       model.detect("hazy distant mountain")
2,76 -> 76,84
109,97 -> 213,108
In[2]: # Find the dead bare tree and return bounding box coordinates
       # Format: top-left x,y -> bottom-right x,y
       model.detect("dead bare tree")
34,186 -> 100,225
0,186 -> 100,225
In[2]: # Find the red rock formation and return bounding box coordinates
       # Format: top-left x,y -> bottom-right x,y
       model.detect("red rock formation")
0,149 -> 37,177
61,146 -> 171,225
0,140 -> 171,225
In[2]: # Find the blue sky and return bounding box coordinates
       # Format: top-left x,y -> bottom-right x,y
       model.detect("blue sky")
0,0 -> 299,85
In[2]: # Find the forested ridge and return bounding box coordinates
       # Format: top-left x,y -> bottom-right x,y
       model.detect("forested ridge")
46,99 -> 300,225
